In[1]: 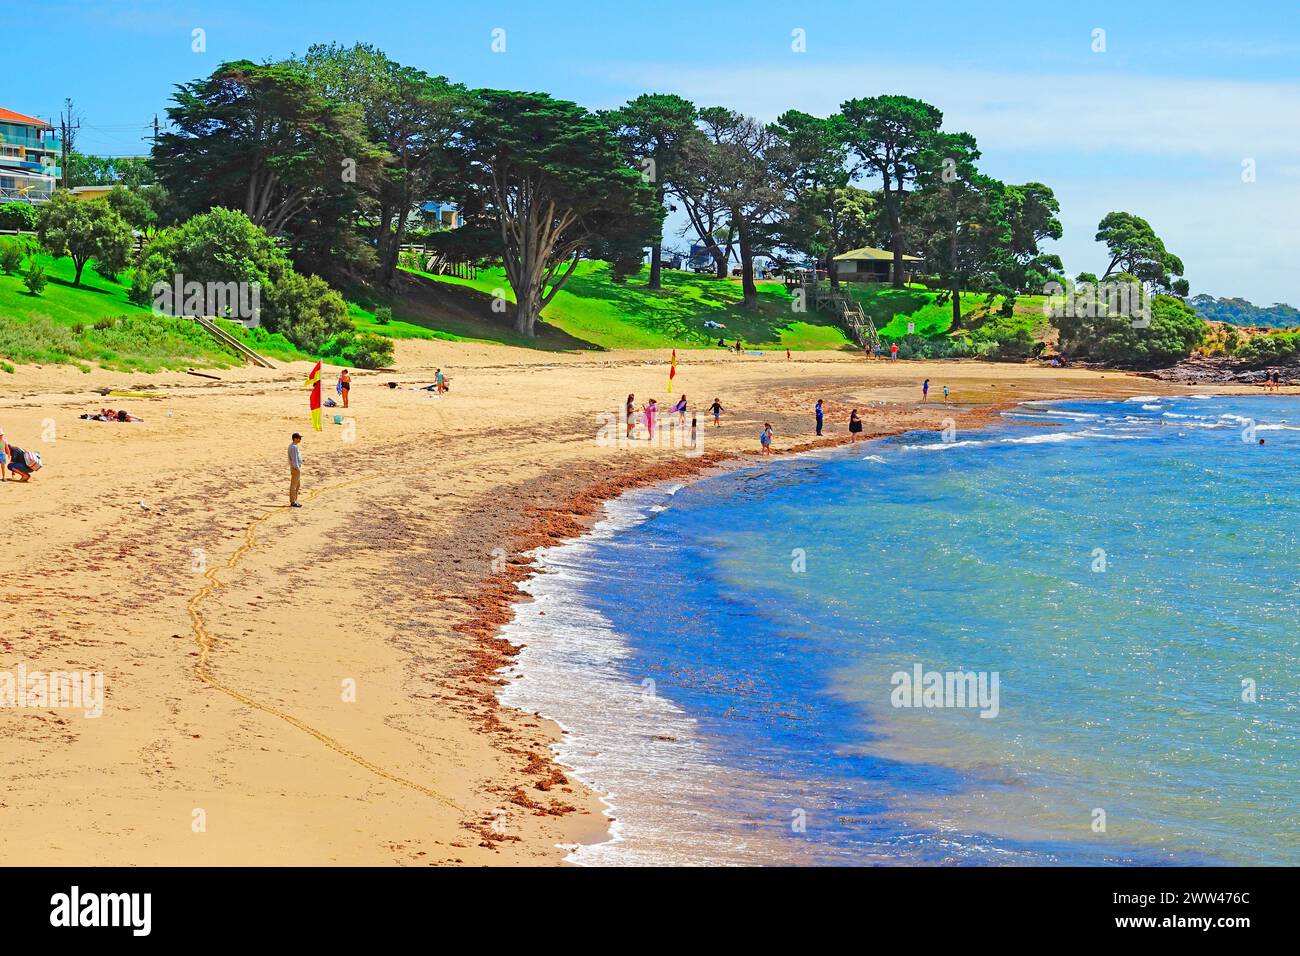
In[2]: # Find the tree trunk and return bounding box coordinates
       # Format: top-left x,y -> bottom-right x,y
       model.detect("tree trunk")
514,292 -> 540,337
73,257 -> 86,286
647,184 -> 664,289
739,226 -> 757,311
891,223 -> 905,289
714,249 -> 728,279
950,282 -> 962,330
826,253 -> 839,290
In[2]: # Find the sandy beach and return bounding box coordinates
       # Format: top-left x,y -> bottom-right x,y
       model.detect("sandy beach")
0,343 -> 1236,865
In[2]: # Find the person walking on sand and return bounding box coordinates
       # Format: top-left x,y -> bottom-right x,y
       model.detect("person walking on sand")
760,423 -> 773,454
626,394 -> 636,440
434,368 -> 446,394
673,394 -> 688,427
815,399 -> 824,436
690,415 -> 698,450
338,369 -> 352,409
288,433 -> 304,508
922,378 -> 930,402
890,342 -> 899,361
644,398 -> 657,439
709,397 -> 724,428
786,348 -> 791,361
849,408 -> 863,442
943,384 -> 950,403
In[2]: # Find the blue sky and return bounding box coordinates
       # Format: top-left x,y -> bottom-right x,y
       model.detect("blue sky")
11,0 -> 1300,303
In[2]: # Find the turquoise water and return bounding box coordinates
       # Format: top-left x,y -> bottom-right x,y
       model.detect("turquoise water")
502,395 -> 1299,865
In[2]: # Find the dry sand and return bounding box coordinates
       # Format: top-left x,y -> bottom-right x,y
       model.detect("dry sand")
0,342 -> 1231,865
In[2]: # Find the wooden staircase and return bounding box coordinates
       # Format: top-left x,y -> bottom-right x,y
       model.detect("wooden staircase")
192,316 -> 276,368
799,271 -> 881,354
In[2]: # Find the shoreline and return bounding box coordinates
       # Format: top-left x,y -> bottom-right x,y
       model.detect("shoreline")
0,343 -> 1234,865
476,388 -> 1204,861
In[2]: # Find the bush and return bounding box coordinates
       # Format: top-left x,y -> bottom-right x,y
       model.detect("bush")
1054,294 -> 1206,367
135,208 -> 351,353
23,263 -> 47,295
0,202 -> 39,232
261,271 -> 351,353
0,240 -> 23,274
374,305 -> 392,325
324,331 -> 395,369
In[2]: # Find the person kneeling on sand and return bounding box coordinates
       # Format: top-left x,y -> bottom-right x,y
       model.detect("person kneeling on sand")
5,445 -> 41,482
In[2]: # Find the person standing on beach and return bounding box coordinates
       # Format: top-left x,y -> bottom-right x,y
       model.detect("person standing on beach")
435,368 -> 446,394
0,427 -> 7,481
890,342 -> 899,361
338,369 -> 352,409
644,398 -> 657,439
626,394 -> 636,440
288,433 -> 304,508
943,384 -> 950,403
815,399 -> 824,436
673,394 -> 688,427
786,348 -> 791,361
709,398 -> 724,428
922,378 -> 930,402
760,423 -> 773,454
849,409 -> 863,442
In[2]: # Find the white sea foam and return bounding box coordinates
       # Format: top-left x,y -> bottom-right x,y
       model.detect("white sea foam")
498,485 -> 796,866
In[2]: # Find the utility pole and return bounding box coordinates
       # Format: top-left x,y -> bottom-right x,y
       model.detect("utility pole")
152,114 -> 160,147
57,97 -> 80,189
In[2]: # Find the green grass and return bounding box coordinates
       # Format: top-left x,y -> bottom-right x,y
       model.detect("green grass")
0,253 -> 309,370
413,262 -> 854,350
845,283 -> 1051,340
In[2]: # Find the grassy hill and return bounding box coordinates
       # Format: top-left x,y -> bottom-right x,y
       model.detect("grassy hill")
406,262 -> 852,350
1,249 -> 1053,369
0,252 -> 307,371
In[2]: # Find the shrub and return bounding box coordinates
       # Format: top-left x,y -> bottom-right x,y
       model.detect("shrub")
135,208 -> 350,353
0,202 -> 39,232
0,240 -> 23,274
23,263 -> 47,295
325,331 -> 395,369
374,305 -> 392,325
1054,294 -> 1206,367
262,271 -> 351,353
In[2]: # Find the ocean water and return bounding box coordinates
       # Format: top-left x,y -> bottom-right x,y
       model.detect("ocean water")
500,395 -> 1300,866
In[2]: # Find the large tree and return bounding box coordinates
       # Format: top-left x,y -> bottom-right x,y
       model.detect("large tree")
1001,182 -> 1063,294
459,91 -> 659,336
840,95 -> 944,287
696,107 -> 786,310
768,110 -> 872,287
601,93 -> 699,289
153,60 -> 380,235
1095,211 -> 1188,296
909,138 -> 1010,330
296,43 -> 469,287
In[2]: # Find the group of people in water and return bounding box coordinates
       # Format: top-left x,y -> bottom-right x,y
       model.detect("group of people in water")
621,390 -> 878,455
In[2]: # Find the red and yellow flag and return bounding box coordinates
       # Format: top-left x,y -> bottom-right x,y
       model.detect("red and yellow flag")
667,348 -> 677,393
304,360 -> 323,432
